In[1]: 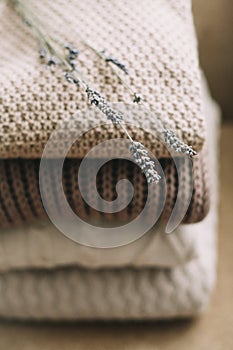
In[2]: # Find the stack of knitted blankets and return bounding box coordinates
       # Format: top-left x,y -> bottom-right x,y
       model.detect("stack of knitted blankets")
0,0 -> 220,320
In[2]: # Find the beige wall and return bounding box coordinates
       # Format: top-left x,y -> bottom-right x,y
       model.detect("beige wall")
193,0 -> 233,121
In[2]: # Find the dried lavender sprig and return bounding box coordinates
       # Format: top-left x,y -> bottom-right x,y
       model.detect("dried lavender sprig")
163,129 -> 197,157
12,0 -> 90,89
86,88 -> 160,183
79,39 -> 141,103
105,57 -> 129,75
74,38 -> 197,158
129,142 -> 161,184
10,0 -> 160,184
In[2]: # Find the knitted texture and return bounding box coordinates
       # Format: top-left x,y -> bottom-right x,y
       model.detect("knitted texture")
0,220 -> 200,271
0,0 -> 219,319
0,195 -> 218,320
0,254 -> 216,320
0,78 -> 218,272
0,0 -> 205,159
0,154 -> 209,228
0,78 -> 220,320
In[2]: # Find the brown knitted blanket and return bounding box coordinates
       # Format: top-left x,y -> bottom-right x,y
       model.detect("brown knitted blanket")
0,154 -> 209,228
0,0 -> 209,227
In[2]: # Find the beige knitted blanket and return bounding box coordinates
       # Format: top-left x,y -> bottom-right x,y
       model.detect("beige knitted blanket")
0,0 -> 204,159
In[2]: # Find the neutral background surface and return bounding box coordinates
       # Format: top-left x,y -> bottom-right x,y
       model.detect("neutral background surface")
0,124 -> 232,350
193,0 -> 233,121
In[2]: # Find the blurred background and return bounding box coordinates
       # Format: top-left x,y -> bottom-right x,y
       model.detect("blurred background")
193,0 -> 233,122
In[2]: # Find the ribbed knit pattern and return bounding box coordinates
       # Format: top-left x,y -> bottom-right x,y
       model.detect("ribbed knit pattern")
0,154 -> 209,228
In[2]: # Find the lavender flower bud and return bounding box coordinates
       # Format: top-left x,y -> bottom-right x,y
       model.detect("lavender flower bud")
22,18 -> 31,27
65,44 -> 79,58
39,47 -> 47,59
69,59 -> 76,70
86,88 -> 124,124
64,72 -> 75,83
129,141 -> 161,184
133,93 -> 142,103
163,129 -> 197,157
105,57 -> 129,75
48,57 -> 56,66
